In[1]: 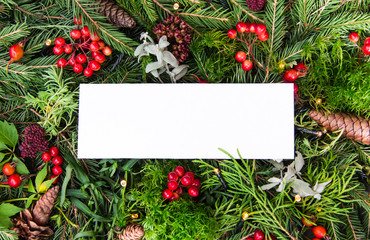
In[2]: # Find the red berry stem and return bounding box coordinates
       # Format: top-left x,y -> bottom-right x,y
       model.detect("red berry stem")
248,45 -> 257,70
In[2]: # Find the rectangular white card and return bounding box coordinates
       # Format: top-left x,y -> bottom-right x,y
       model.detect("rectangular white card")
77,84 -> 294,159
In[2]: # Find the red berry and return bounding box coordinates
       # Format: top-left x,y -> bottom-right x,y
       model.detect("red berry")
265,234 -> 276,240
235,51 -> 247,62
191,179 -> 201,188
50,175 -> 59,184
294,62 -> 308,72
55,37 -> 65,46
102,46 -> 112,56
53,46 -> 64,55
74,15 -> 82,25
70,29 -> 81,40
258,32 -> 269,41
90,32 -> 100,42
294,83 -> 299,96
52,165 -> 63,175
168,180 -> 178,191
64,45 -> 73,54
8,174 -> 21,188
81,26 -> 90,37
73,63 -> 84,73
89,42 -> 100,52
42,152 -> 52,161
92,51 -> 101,58
245,238 -> 254,240
162,189 -> 173,199
349,32 -> 359,43
255,24 -> 266,35
180,176 -> 192,186
184,172 -> 194,181
168,172 -> 178,181
236,22 -> 247,33
312,226 -> 326,238
175,186 -> 183,195
169,192 -> 180,201
227,29 -> 237,39
88,60 -> 101,71
97,40 -> 105,50
245,23 -> 251,33
76,54 -> 87,64
94,53 -> 106,63
283,69 -> 299,82
2,163 -> 15,176
68,57 -> 76,66
49,146 -> 59,156
242,60 -> 253,71
250,23 -> 257,33
364,37 -> 370,45
363,44 -> 370,55
312,239 -> 321,240
174,166 -> 185,177
254,230 -> 265,240
9,44 -> 24,61
188,186 -> 199,197
57,58 -> 68,68
52,155 -> 63,166
84,67 -> 93,77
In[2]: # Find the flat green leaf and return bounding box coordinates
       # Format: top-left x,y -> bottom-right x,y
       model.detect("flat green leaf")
28,179 -> 36,193
0,142 -> 9,151
65,189 -> 90,199
36,164 -> 48,193
60,164 -> 72,207
0,217 -> 12,229
38,179 -> 55,193
73,231 -> 96,239
121,159 -> 139,171
0,121 -> 18,148
0,203 -> 23,217
14,157 -> 30,175
25,194 -> 37,208
0,152 -> 5,162
70,198 -> 109,222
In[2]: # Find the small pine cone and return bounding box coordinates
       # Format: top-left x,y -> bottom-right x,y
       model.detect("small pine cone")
95,0 -> 136,28
246,0 -> 267,12
309,110 -> 370,145
33,185 -> 60,226
117,224 -> 145,240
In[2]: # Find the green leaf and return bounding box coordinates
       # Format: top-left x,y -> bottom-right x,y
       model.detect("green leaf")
0,203 -> 23,217
14,157 -> 30,175
73,231 -> 96,239
36,164 -> 48,192
0,142 -> 9,151
0,153 -> 5,163
38,179 -> 55,193
121,159 -> 139,171
28,179 -> 36,193
25,194 -> 37,209
0,121 -> 18,149
70,198 -> 110,222
60,164 -> 72,207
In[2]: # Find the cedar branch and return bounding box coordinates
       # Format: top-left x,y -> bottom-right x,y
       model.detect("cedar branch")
14,4 -> 65,19
0,29 -> 23,41
230,0 -> 264,23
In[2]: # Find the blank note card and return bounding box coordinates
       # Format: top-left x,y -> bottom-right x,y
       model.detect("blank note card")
77,84 -> 294,159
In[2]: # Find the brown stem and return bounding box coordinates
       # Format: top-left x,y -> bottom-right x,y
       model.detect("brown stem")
229,0 -> 264,23
120,71 -> 130,83
37,4 -> 58,12
14,4 -> 65,19
0,29 -> 23,41
0,103 -> 28,117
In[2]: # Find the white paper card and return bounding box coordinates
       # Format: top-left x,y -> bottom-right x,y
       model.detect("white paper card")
78,84 -> 294,159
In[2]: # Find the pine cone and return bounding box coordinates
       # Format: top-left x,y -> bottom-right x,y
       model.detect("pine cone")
309,110 -> 370,145
246,0 -> 267,12
95,0 -> 136,28
116,224 -> 145,240
11,186 -> 60,240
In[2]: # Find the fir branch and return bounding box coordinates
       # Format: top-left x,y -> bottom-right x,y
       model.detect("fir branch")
178,12 -> 229,22
229,0 -> 264,23
0,29 -> 23,41
14,4 -> 66,20
344,206 -> 358,240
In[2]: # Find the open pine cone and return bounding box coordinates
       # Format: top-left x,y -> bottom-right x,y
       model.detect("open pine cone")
116,224 -> 145,240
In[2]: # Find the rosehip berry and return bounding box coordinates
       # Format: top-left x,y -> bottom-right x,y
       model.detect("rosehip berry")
349,32 -> 359,43
312,226 -> 327,238
8,174 -> 21,188
175,186 -> 183,195
180,176 -> 192,186
42,152 -> 52,161
174,166 -> 185,177
365,37 -> 370,45
68,57 -> 76,66
94,53 -> 106,63
88,60 -> 101,71
54,37 -> 65,46
7,44 -> 24,72
2,163 -> 15,176
191,179 -> 201,188
89,42 -> 100,52
168,180 -> 178,191
50,175 -> 59,184
52,165 -> 63,175
294,62 -> 308,72
169,192 -> 180,201
302,214 -> 316,227
258,32 -> 269,41
184,172 -> 194,181
90,32 -> 100,42
57,58 -> 68,68
97,40 -> 105,50
254,230 -> 265,240
70,29 -> 82,40
242,60 -> 253,71
249,23 -> 257,33
76,54 -> 87,64
235,51 -> 247,62
363,44 -> 370,55
245,23 -> 251,33
84,67 -> 93,77
52,155 -> 63,166
74,15 -> 82,25
294,83 -> 299,96
64,45 -> 73,54
53,46 -> 64,55
255,24 -> 266,35
168,172 -> 178,181
245,238 -> 254,240
283,69 -> 299,82
236,22 -> 247,33
227,29 -> 237,39
102,46 -> 112,56
49,146 -> 59,156
162,189 -> 173,199
81,26 -> 90,37
188,186 -> 199,197
73,63 -> 84,73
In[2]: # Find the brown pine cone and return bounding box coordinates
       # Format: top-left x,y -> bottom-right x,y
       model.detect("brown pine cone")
116,224 -> 145,240
309,110 -> 370,145
33,185 -> 60,225
95,0 -> 136,28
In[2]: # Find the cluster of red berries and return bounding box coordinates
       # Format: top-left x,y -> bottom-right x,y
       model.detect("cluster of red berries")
54,16 -> 112,77
245,230 -> 276,240
282,62 -> 308,96
349,32 -> 370,55
2,162 -> 22,188
227,22 -> 269,71
162,166 -> 201,201
41,146 -> 63,183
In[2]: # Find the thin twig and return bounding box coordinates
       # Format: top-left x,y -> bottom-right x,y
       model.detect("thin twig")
24,43 -> 44,54
0,29 -> 23,41
343,204 -> 358,240
0,103 -> 27,117
14,4 -> 65,19
178,12 -> 229,21
37,3 -> 58,12
120,71 -> 130,83
230,0 -> 264,23
0,64 -> 28,75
